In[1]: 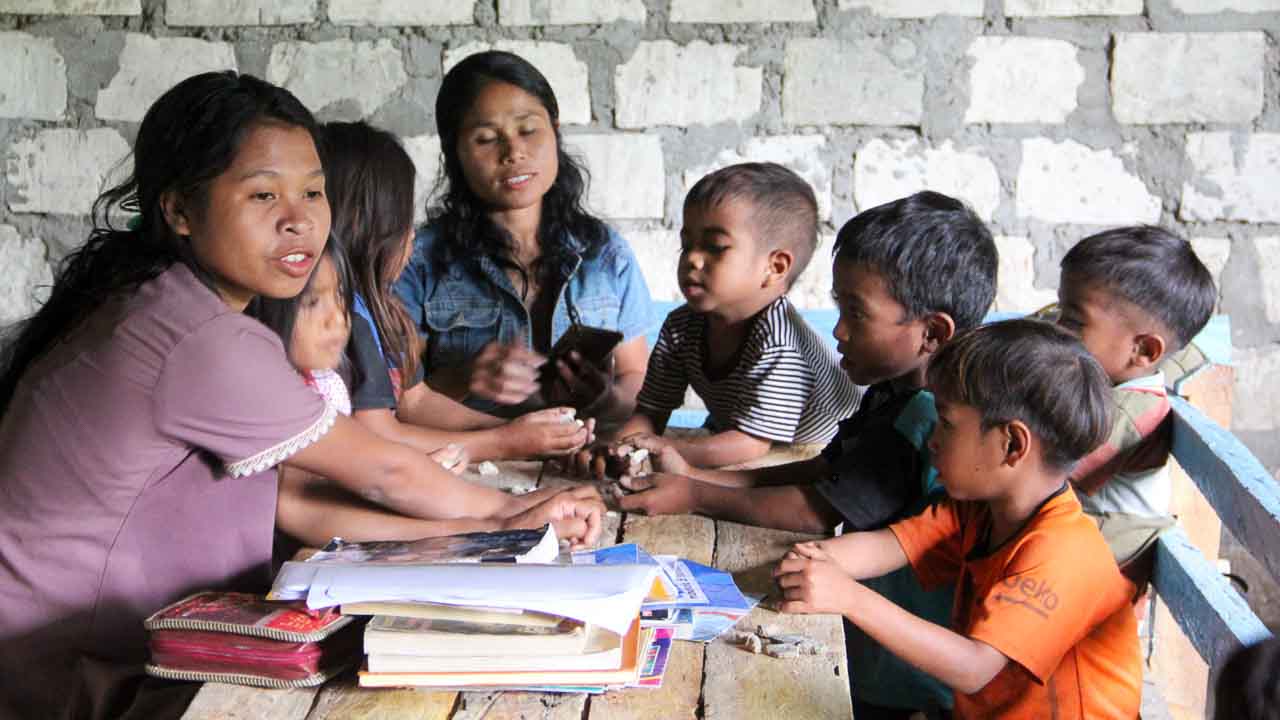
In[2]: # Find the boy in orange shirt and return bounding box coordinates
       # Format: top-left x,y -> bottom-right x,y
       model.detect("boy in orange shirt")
775,319 -> 1143,719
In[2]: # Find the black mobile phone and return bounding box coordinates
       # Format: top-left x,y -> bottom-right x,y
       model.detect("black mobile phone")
540,324 -> 624,389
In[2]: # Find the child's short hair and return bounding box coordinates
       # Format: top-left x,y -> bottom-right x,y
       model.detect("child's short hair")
1061,225 -> 1216,350
834,191 -> 996,333
1214,637 -> 1280,720
927,319 -> 1112,471
683,162 -> 819,286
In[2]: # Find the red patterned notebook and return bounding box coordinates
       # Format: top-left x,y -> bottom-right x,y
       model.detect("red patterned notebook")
144,591 -> 362,688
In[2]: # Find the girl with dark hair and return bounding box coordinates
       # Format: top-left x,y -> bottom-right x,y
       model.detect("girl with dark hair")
395,50 -> 654,424
0,72 -> 603,719
320,121 -> 595,461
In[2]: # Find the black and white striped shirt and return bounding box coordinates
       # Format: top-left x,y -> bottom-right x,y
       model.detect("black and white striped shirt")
636,297 -> 862,444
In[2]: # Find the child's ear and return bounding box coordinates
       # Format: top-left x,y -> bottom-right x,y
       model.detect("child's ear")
160,190 -> 191,237
1002,420 -> 1032,468
920,312 -> 957,354
765,249 -> 793,288
1131,332 -> 1166,369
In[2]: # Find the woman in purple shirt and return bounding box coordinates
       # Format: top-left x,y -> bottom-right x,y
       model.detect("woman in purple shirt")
0,72 -> 603,720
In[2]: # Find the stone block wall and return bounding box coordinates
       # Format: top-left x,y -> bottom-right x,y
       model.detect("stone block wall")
1,0 -> 1279,471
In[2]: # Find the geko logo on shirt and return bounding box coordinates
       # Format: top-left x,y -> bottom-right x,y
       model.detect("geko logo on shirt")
994,575 -> 1060,618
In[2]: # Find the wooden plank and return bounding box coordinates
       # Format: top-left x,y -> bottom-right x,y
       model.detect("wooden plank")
181,684 -> 319,720
703,521 -> 852,720
1168,396 -> 1280,584
1152,526 -> 1272,668
306,677 -> 455,720
451,691 -> 587,720
464,460 -> 543,495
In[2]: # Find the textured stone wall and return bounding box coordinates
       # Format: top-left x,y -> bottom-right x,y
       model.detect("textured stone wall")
1,0 -> 1278,470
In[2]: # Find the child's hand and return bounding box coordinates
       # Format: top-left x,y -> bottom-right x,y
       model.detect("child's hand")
428,443 -> 469,475
507,408 -> 595,459
503,486 -> 606,549
546,351 -> 614,412
616,472 -> 700,516
772,542 -> 858,616
618,434 -> 690,477
468,341 -> 546,406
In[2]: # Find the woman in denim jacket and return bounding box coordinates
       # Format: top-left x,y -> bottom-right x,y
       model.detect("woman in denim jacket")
396,51 -> 654,423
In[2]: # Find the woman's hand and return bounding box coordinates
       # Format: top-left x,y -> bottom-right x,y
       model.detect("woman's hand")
502,485 -> 606,549
504,407 -> 595,459
546,351 -> 614,412
468,341 -> 546,405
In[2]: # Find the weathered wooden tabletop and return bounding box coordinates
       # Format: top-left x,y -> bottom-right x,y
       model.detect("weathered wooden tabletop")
180,447 -> 853,720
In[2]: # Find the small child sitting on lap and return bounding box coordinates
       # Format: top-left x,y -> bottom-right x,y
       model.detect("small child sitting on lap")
605,162 -> 860,468
1056,226 -> 1216,576
775,319 -> 1143,719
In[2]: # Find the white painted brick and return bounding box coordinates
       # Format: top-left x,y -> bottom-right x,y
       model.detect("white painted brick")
1181,132 -> 1280,224
1170,0 -> 1280,11
330,0 -> 475,25
1234,345 -> 1280,432
1005,0 -> 1141,15
166,0 -> 315,25
993,236 -> 1057,313
1189,236 -> 1230,292
682,135 -> 833,221
1112,33 -> 1263,125
1016,138 -> 1161,224
626,227 -> 682,304
839,0 -> 984,16
853,138 -> 1000,221
0,33 -> 66,121
566,133 -> 664,219
783,38 -> 923,126
0,225 -> 52,325
5,128 -> 131,215
267,40 -> 406,118
444,41 -> 590,125
965,37 -> 1083,124
0,0 -> 138,14
402,134 -> 441,227
615,41 -> 761,128
789,232 -> 836,311
670,0 -> 816,23
96,35 -> 236,122
1252,237 -> 1280,324
498,0 -> 645,25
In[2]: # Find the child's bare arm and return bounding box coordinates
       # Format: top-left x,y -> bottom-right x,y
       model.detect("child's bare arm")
775,542 -> 1008,695
789,532 -> 908,579
619,476 -> 841,533
659,429 -> 771,468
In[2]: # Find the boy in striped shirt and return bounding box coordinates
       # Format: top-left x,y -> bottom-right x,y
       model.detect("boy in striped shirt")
602,162 -> 861,468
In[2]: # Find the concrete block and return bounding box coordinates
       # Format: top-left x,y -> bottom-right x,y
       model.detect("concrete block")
1190,236 -> 1229,294
330,0 -> 475,25
1234,345 -> 1280,432
682,135 -> 833,220
783,38 -> 923,126
402,134 -> 441,226
566,133 -> 664,219
267,39 -> 407,118
0,225 -> 53,326
96,34 -> 236,122
444,41 -> 590,125
853,138 -> 1000,221
166,0 -> 316,25
498,0 -> 645,25
993,236 -> 1057,313
5,128 -> 131,215
670,0 -> 816,23
1252,237 -> 1280,324
0,0 -> 138,14
1181,132 -> 1280,224
1005,0 -> 1141,15
615,41 -> 761,128
965,37 -> 1083,124
0,32 -> 66,121
626,227 -> 682,303
1113,33 -> 1263,125
789,232 -> 836,310
1016,138 -> 1161,224
1170,0 -> 1280,11
839,0 -> 984,16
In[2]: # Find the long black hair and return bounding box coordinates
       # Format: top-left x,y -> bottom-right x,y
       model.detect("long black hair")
430,50 -> 608,290
0,71 -> 318,418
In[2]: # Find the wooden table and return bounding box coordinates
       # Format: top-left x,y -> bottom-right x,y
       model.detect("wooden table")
180,449 -> 853,720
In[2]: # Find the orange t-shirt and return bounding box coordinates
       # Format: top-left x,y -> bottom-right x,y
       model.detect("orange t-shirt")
890,486 -> 1142,719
